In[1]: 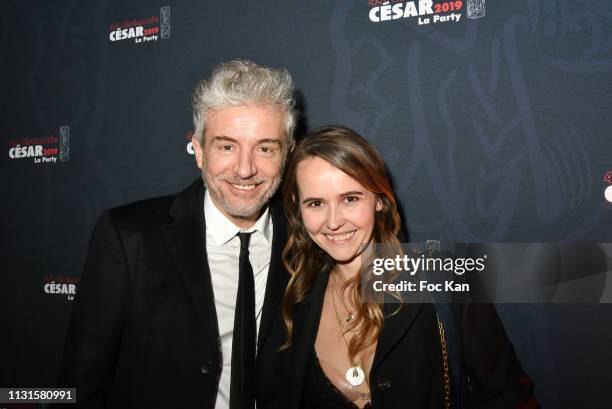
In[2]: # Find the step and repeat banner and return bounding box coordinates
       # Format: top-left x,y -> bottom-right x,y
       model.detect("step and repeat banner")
2,0 -> 612,407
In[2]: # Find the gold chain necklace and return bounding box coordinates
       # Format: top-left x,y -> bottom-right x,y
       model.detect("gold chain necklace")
329,273 -> 366,387
331,274 -> 355,323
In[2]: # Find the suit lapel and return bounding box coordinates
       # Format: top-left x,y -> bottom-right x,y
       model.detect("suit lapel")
371,300 -> 423,373
257,197 -> 289,350
163,181 -> 220,351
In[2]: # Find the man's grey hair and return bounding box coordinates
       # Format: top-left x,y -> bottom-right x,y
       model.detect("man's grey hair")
192,59 -> 297,144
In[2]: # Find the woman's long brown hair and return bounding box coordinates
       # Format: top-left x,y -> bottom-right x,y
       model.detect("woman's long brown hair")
281,126 -> 403,363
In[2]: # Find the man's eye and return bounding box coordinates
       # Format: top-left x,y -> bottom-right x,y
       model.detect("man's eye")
259,145 -> 275,154
220,144 -> 233,151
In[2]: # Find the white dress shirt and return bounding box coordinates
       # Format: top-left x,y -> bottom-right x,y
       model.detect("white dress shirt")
204,190 -> 272,409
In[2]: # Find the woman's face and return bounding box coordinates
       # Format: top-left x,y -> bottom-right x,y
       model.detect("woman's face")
296,156 -> 382,267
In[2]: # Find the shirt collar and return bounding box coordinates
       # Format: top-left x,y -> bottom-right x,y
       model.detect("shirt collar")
204,189 -> 272,246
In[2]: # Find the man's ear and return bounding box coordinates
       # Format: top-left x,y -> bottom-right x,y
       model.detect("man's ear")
192,134 -> 204,170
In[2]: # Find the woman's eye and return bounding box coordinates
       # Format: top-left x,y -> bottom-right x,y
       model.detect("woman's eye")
308,200 -> 322,208
345,196 -> 359,203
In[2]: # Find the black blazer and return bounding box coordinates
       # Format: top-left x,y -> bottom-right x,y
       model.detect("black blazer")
59,179 -> 289,408
269,269 -> 538,409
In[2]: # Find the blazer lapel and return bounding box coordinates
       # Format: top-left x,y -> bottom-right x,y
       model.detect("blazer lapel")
281,268 -> 423,405
371,300 -> 423,373
290,269 -> 329,406
163,181 -> 220,351
257,197 -> 289,350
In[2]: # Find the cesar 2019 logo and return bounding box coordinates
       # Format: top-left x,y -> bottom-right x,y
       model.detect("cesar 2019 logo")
7,125 -> 70,165
43,276 -> 79,301
367,0 -> 485,25
108,6 -> 171,44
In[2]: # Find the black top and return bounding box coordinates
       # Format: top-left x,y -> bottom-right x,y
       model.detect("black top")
279,267 -> 538,409
300,352 -> 372,409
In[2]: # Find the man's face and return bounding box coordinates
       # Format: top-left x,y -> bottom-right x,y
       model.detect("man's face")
192,104 -> 288,228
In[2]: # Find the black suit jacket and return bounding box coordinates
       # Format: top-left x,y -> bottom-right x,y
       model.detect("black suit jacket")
59,179 -> 289,408
269,269 -> 538,409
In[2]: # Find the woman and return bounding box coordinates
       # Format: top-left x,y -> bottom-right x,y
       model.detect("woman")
277,126 -> 538,409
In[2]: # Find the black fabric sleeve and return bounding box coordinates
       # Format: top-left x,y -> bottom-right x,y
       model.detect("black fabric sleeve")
57,211 -> 130,408
461,304 -> 540,409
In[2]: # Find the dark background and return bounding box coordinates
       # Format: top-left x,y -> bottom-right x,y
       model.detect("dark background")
1,1 -> 612,407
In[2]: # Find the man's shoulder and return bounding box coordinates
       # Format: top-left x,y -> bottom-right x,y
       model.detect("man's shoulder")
101,179 -> 202,230
107,193 -> 175,224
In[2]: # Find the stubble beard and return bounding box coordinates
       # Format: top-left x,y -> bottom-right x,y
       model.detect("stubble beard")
202,167 -> 282,220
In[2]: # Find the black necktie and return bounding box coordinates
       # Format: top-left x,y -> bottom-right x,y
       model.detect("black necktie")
230,232 -> 256,409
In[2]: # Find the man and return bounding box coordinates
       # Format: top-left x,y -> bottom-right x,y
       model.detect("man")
59,60 -> 296,409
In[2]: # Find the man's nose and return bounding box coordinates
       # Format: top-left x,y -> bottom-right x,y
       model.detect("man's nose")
234,150 -> 257,179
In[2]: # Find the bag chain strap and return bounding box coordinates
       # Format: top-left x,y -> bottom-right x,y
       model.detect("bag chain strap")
436,314 -> 451,409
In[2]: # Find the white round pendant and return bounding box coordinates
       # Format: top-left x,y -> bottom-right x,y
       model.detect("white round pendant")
346,366 -> 365,386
